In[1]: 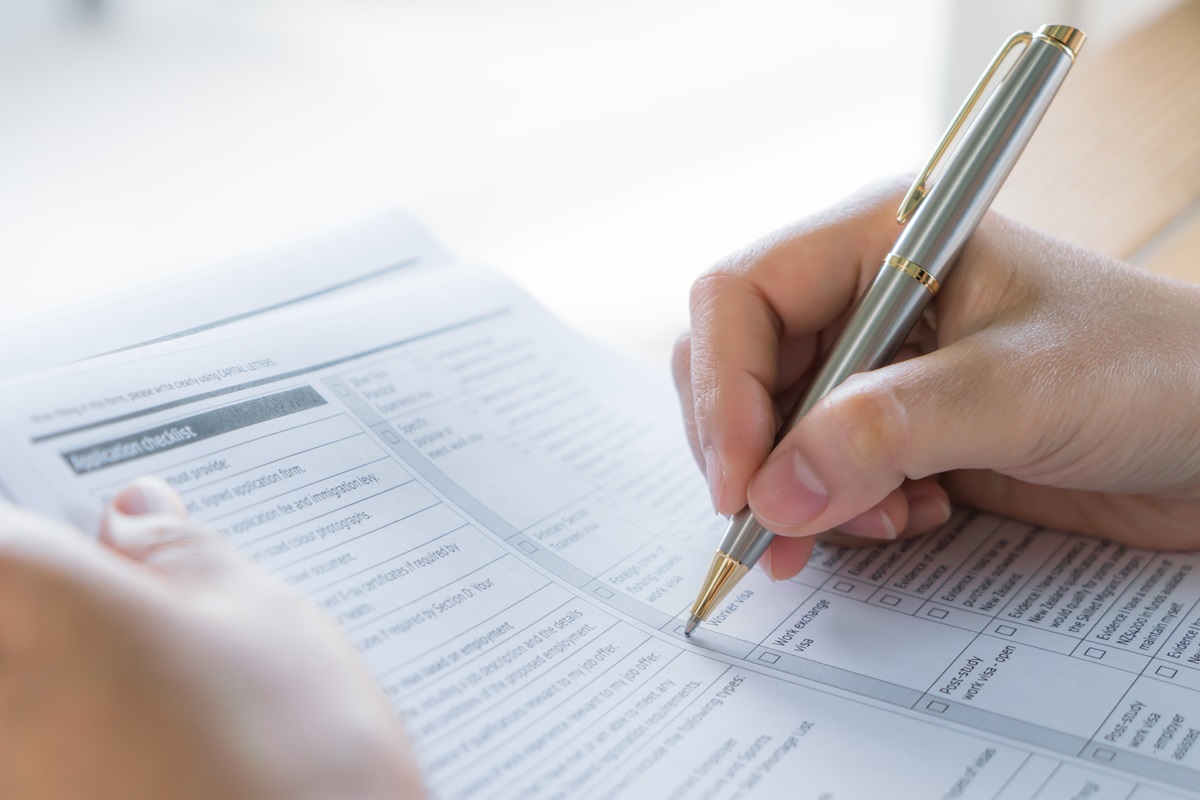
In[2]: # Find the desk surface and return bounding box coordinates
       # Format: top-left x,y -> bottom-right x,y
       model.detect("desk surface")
995,0 -> 1200,283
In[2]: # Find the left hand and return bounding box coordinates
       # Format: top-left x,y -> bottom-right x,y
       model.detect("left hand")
0,478 -> 425,800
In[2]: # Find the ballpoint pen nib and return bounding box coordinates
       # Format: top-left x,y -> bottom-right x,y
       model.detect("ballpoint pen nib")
685,550 -> 750,638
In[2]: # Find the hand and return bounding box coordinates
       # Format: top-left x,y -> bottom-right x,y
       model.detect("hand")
674,178 -> 1200,580
0,478 -> 424,800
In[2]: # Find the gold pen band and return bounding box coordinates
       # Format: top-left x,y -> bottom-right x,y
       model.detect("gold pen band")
1035,25 -> 1085,60
1032,32 -> 1076,60
885,253 -> 940,295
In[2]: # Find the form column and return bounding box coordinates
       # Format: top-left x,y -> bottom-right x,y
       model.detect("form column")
745,511 -> 994,707
917,534 -> 1163,759
1080,555 -> 1200,790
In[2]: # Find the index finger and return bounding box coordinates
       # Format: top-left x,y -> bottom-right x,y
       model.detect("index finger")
689,179 -> 906,515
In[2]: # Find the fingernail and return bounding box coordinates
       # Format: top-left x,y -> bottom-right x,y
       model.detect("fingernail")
113,477 -> 184,517
103,478 -> 186,550
880,509 -> 898,540
750,448 -> 828,529
704,447 -> 725,514
759,547 -> 778,581
907,494 -> 951,532
839,507 -> 899,540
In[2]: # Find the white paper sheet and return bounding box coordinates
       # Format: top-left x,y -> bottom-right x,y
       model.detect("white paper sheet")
0,226 -> 1196,799
0,211 -> 449,378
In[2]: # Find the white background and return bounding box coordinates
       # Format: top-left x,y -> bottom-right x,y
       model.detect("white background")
2,1 -> 1168,365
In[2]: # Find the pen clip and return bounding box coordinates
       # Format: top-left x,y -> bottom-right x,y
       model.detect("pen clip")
896,31 -> 1033,224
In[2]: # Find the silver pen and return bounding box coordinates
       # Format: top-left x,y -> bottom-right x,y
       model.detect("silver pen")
684,24 -> 1086,636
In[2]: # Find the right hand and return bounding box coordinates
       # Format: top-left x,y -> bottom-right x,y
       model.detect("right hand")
673,178 -> 1200,580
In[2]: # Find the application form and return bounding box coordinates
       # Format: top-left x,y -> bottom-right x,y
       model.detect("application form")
0,220 -> 1196,799
0,211 -> 449,377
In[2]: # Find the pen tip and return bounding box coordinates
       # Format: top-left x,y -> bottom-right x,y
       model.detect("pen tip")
684,615 -> 700,637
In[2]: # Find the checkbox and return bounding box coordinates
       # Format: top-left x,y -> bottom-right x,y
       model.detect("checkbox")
758,652 -> 780,664
517,541 -> 538,554
332,383 -> 351,396
996,625 -> 1016,636
833,581 -> 854,593
1157,665 -> 1178,678
926,700 -> 949,713
593,586 -> 615,599
675,625 -> 687,635
880,595 -> 901,606
1084,647 -> 1105,659
927,608 -> 949,620
382,429 -> 400,443
1093,748 -> 1115,762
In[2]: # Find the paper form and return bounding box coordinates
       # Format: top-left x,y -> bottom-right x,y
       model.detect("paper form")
0,229 -> 1198,798
0,211 -> 449,378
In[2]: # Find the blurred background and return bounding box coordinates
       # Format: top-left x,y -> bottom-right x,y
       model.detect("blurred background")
0,0 -> 1176,365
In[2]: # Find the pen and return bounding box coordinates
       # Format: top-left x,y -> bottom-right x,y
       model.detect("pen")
684,24 -> 1086,637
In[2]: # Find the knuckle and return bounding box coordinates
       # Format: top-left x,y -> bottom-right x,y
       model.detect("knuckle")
692,367 -> 724,421
822,373 -> 908,472
688,271 -> 740,318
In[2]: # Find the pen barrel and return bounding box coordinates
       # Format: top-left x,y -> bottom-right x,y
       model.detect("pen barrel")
782,266 -> 931,430
894,35 -> 1076,281
717,266 -> 930,566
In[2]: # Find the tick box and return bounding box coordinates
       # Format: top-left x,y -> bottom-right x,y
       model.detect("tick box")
517,541 -> 538,554
927,608 -> 949,620
1092,748 -> 1115,762
758,652 -> 781,664
926,700 -> 949,713
995,625 -> 1017,636
592,586 -> 615,599
879,595 -> 901,607
833,581 -> 855,593
1084,647 -> 1106,659
1157,665 -> 1178,679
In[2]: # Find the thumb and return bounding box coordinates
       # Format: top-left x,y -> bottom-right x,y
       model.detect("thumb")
747,337 -> 1027,537
100,477 -> 245,588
